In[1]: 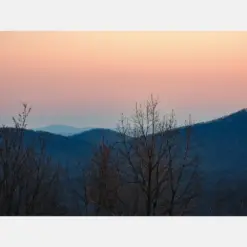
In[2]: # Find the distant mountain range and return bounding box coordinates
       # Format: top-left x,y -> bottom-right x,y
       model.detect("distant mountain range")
2,109 -> 247,215
33,125 -> 93,136
7,110 -> 247,171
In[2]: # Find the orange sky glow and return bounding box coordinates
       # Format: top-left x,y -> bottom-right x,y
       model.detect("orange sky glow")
1,31 -> 247,128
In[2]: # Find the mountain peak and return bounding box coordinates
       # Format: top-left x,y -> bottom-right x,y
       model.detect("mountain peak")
33,125 -> 92,136
209,108 -> 247,125
224,108 -> 247,119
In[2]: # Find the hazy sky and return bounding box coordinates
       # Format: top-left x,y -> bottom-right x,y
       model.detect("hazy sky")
1,31 -> 247,128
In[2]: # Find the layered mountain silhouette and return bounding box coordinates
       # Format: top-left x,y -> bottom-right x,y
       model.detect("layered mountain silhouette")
2,109 -> 247,215
3,109 -> 247,169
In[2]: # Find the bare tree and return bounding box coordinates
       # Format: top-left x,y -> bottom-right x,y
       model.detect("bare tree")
0,104 -> 64,215
73,139 -> 124,216
115,95 -> 199,216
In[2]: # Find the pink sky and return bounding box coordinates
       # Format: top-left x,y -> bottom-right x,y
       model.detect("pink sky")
1,31 -> 247,128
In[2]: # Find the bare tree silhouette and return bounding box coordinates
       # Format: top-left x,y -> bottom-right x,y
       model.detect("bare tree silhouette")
0,104 -> 64,215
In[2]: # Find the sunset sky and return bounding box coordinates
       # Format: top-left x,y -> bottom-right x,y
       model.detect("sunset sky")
1,31 -> 247,128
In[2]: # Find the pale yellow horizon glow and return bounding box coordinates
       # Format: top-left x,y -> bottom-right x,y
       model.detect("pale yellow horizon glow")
1,32 -> 247,128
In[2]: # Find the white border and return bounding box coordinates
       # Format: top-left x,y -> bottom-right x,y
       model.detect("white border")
1,0 -> 247,247
0,217 -> 246,247
0,0 -> 247,30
